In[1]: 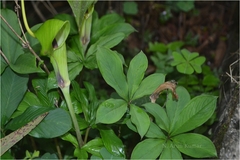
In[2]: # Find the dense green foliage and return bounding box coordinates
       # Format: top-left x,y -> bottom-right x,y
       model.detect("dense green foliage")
0,1 -> 218,159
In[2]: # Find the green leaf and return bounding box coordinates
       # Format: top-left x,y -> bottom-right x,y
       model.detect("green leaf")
166,86 -> 190,131
10,53 -> 44,74
171,49 -> 206,74
171,52 -> 185,66
82,138 -> 103,157
61,133 -> 78,148
96,99 -> 127,124
5,106 -> 52,130
67,0 -> 95,29
1,67 -> 28,127
132,73 -> 165,100
172,133 -> 217,158
29,108 -> 72,138
202,75 -> 220,87
40,153 -> 58,159
1,57 -> 8,74
160,140 -> 182,159
11,91 -> 43,118
74,148 -> 88,159
171,95 -> 217,136
92,13 -> 124,36
32,78 -> 52,107
177,1 -> 195,12
0,9 -> 23,64
143,103 -> 170,132
96,46 -> 128,100
123,1 -> 138,15
47,72 -> 58,90
99,128 -> 125,157
190,56 -> 206,73
91,23 -> 135,45
0,113 -> 48,156
67,51 -> 83,81
177,63 -> 194,74
130,104 -> 150,138
87,33 -> 125,58
131,139 -> 165,159
148,42 -> 167,53
100,147 -> 124,159
127,51 -> 148,99
145,122 -> 166,139
181,49 -> 198,61
167,41 -> 184,51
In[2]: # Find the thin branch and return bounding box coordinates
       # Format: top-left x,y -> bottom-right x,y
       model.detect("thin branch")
0,14 -> 26,45
0,50 -> 10,65
13,1 -> 50,75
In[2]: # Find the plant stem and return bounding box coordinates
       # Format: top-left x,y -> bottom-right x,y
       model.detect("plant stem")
21,0 -> 35,37
61,86 -> 84,148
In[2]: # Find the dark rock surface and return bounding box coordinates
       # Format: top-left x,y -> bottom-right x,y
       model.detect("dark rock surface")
212,2 -> 239,159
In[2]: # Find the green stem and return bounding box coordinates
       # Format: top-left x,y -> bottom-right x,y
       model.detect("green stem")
21,0 -> 35,37
61,86 -> 84,148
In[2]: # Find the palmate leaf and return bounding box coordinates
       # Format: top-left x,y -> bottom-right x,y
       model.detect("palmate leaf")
171,49 -> 206,74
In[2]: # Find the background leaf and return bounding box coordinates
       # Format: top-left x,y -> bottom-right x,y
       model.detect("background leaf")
171,95 -> 217,136
127,51 -> 148,99
96,99 -> 127,124
172,133 -> 217,158
1,67 -> 28,127
130,104 -> 150,138
96,46 -> 128,100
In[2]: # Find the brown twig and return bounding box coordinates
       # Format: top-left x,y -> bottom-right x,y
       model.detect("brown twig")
0,50 -> 10,65
150,80 -> 178,103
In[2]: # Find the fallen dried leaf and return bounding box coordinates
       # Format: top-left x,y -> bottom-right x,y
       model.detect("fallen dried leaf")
150,80 -> 178,103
